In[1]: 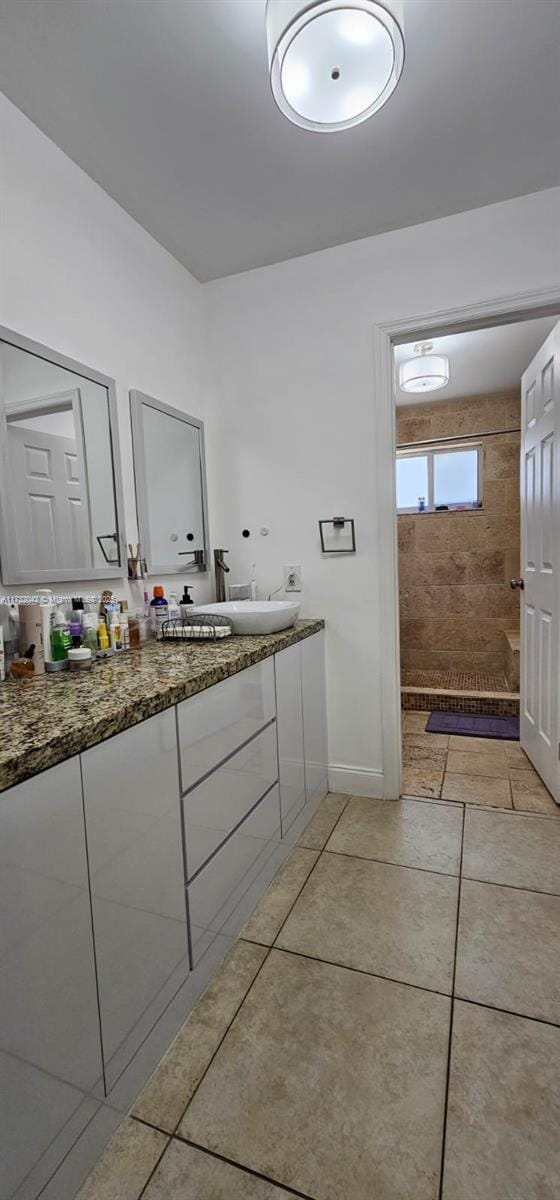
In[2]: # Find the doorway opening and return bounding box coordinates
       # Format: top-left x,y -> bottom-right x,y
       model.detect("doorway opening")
372,290 -> 560,809
393,314 -> 559,812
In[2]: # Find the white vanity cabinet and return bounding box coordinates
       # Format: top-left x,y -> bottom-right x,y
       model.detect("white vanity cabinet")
0,628 -> 327,1200
0,759 -> 103,1200
301,629 -> 329,805
80,708 -> 188,1090
274,641 -> 306,833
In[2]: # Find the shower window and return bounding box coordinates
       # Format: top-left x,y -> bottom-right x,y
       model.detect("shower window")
396,443 -> 482,513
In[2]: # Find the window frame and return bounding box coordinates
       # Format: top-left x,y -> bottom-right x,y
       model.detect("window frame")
396,441 -> 483,514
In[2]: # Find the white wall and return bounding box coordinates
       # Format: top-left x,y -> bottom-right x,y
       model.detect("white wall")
0,93 -> 213,608
204,187 -> 560,790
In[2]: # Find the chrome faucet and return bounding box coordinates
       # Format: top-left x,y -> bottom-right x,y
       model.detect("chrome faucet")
213,548 -> 230,602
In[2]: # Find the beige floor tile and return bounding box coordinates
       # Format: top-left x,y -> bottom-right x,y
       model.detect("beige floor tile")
133,941 -> 267,1132
241,847 -> 319,945
276,852 -> 458,993
446,750 -> 509,779
443,1002 -> 560,1200
456,879 -> 560,1023
504,744 -> 532,768
326,795 -> 463,875
462,807 -> 560,894
402,765 -> 444,800
180,949 -> 450,1200
510,769 -> 559,814
75,1118 -> 167,1200
143,1139 -> 291,1199
404,731 -> 449,750
403,742 -> 447,769
402,711 -> 431,733
448,735 -> 506,755
441,773 -> 511,808
296,793 -> 348,850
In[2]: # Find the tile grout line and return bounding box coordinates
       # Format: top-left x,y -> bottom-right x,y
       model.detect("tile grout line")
461,874 -> 560,899
269,944 -> 454,1000
135,1134 -> 171,1200
167,943 -> 274,1138
438,799 -> 466,1200
270,798 -> 351,949
172,1134 -> 317,1199
322,847 -> 460,880
453,993 -> 560,1032
147,796 -> 351,1142
404,787 -> 558,819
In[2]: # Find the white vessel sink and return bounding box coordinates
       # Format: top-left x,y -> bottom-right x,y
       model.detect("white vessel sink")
191,600 -> 300,635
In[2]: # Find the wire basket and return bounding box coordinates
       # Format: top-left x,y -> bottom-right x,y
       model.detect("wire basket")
158,614 -> 233,642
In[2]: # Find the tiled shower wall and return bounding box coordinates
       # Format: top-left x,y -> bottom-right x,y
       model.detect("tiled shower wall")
397,391 -> 521,677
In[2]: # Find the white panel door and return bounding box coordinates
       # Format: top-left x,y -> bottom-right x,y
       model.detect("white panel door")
520,322 -> 560,802
8,424 -> 90,571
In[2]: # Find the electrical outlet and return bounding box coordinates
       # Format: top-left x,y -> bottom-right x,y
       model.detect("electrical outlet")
283,564 -> 302,592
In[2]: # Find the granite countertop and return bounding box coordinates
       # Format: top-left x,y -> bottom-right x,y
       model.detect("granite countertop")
0,619 -> 324,793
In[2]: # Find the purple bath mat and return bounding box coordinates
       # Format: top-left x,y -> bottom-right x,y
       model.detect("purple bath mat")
425,712 -> 519,740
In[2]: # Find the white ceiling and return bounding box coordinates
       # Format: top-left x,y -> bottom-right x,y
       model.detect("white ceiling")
0,0 -> 559,281
394,316 -> 558,406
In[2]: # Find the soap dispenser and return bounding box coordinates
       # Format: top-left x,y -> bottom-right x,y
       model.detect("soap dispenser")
180,586 -> 194,621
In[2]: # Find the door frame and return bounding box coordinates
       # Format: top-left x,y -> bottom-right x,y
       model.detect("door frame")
373,286 -> 560,800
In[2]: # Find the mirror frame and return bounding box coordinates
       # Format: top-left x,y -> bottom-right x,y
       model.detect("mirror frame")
129,389 -> 210,575
0,324 -> 127,585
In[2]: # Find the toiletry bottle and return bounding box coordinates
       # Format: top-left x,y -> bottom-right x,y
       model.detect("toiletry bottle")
168,591 -> 180,623
109,609 -> 122,651
119,600 -> 130,650
71,597 -> 85,630
180,586 -> 194,620
18,603 -> 45,674
0,605 -> 18,670
129,612 -> 140,646
37,588 -> 54,669
51,609 -> 71,665
98,617 -> 110,653
82,613 -> 99,656
150,586 -> 168,635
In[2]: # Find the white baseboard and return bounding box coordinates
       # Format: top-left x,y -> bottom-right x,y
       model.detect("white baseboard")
328,764 -> 385,799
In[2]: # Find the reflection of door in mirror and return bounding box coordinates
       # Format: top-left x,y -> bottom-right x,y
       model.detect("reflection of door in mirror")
7,390 -> 91,572
0,336 -> 123,582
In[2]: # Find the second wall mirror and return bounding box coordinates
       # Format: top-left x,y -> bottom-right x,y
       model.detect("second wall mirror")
130,390 -> 209,575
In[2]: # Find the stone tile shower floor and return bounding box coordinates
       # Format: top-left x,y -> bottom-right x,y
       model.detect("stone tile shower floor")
76,791 -> 560,1200
402,667 -> 510,692
402,711 -> 559,813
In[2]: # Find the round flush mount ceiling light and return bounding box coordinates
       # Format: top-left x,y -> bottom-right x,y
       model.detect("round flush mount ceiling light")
266,0 -> 405,133
399,343 -> 450,393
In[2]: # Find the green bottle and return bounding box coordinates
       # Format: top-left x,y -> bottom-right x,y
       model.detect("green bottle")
51,610 -> 71,662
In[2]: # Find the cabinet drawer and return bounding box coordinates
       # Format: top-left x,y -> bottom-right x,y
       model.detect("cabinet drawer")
188,785 -> 281,965
183,722 -> 278,879
177,658 -> 276,794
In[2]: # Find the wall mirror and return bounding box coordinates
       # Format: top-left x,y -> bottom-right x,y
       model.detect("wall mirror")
0,326 -> 126,584
129,390 -> 209,575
